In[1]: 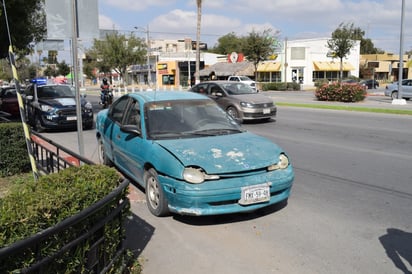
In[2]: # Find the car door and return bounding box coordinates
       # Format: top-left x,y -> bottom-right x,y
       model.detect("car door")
101,96 -> 130,164
403,80 -> 412,98
111,98 -> 146,184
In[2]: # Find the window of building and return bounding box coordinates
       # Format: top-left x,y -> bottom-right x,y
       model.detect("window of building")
162,75 -> 175,85
291,47 -> 305,60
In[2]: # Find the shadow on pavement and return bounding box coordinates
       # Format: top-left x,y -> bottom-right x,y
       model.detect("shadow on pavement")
124,212 -> 155,260
379,228 -> 412,274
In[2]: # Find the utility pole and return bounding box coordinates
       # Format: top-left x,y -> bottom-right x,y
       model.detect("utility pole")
146,25 -> 151,86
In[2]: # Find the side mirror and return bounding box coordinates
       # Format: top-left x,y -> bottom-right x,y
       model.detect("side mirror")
120,124 -> 141,136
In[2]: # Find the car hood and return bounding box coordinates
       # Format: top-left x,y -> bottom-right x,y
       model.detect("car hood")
232,93 -> 274,104
156,131 -> 282,173
39,97 -> 86,107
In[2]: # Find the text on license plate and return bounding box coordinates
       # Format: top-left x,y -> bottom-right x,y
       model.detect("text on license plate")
238,183 -> 270,205
66,116 -> 77,121
263,108 -> 271,114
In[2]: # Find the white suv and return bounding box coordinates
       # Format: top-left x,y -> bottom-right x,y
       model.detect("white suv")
227,76 -> 257,91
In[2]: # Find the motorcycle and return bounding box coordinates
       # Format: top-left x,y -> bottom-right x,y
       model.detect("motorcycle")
100,88 -> 113,108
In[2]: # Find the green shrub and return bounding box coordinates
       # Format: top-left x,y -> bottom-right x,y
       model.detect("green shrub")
0,122 -> 31,177
261,82 -> 301,91
315,82 -> 367,102
0,165 -> 130,273
0,165 -> 123,246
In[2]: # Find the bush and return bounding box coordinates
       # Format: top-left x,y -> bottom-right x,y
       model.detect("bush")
0,165 -> 130,273
0,122 -> 31,177
315,82 -> 367,102
261,82 -> 301,91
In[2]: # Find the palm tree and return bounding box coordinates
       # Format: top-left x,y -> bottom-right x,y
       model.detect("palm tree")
195,0 -> 202,84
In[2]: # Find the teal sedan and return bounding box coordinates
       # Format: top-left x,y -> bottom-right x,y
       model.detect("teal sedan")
96,91 -> 294,217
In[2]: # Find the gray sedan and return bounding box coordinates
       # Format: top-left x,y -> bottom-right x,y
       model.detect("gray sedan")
190,81 -> 276,122
384,79 -> 412,99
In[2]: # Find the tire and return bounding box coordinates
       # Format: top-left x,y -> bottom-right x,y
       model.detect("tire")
144,168 -> 169,217
227,106 -> 240,120
97,138 -> 113,166
391,91 -> 398,100
34,114 -> 45,132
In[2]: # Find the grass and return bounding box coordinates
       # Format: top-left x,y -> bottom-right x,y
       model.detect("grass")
276,102 -> 412,116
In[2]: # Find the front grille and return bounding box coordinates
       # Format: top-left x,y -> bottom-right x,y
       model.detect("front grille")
57,109 -> 76,116
252,102 -> 274,108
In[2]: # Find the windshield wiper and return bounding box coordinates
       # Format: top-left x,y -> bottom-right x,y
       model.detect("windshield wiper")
191,128 -> 243,136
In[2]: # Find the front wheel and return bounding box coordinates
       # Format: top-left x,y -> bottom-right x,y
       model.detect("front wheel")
34,114 -> 45,132
144,168 -> 169,217
227,106 -> 240,120
391,91 -> 398,100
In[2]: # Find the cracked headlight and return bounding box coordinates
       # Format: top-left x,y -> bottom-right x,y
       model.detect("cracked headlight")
183,167 -> 219,184
268,153 -> 290,171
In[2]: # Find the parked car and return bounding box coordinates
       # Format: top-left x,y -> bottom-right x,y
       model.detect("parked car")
95,91 -> 294,217
227,75 -> 257,90
23,80 -> 94,131
0,86 -> 19,117
384,79 -> 412,100
341,79 -> 359,84
360,79 -> 379,89
189,81 -> 276,122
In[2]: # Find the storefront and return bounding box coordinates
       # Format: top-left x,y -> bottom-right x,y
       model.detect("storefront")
156,61 -> 178,89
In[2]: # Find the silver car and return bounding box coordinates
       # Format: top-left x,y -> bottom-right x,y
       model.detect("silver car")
384,79 -> 412,99
190,81 -> 276,122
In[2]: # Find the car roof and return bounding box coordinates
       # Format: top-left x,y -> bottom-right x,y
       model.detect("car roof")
127,91 -> 209,103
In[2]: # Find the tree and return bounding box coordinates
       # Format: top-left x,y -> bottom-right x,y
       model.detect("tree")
195,0 -> 202,84
0,0 -> 46,59
242,29 -> 278,79
86,32 -> 147,84
209,32 -> 244,55
57,61 -> 70,76
327,22 -> 357,82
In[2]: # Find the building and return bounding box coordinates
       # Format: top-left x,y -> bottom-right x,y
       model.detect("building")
360,53 -> 411,82
257,38 -> 360,88
127,38 -> 224,89
127,37 -> 362,89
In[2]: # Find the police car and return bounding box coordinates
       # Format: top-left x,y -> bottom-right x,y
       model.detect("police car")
23,78 -> 94,132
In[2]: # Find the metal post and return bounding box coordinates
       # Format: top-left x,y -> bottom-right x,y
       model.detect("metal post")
146,25 -> 151,86
71,0 -> 84,156
397,0 -> 405,100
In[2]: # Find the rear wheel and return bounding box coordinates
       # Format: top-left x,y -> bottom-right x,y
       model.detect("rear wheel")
145,168 -> 169,217
98,138 -> 113,166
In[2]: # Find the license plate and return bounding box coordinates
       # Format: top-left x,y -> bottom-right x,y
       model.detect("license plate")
239,183 -> 270,205
66,116 -> 77,121
263,108 -> 270,114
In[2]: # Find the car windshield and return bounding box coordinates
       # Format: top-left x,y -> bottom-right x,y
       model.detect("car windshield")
145,99 -> 243,140
1,88 -> 17,98
238,76 -> 252,81
221,82 -> 257,95
37,85 -> 75,98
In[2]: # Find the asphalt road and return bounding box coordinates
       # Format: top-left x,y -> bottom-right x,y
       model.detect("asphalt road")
42,91 -> 412,274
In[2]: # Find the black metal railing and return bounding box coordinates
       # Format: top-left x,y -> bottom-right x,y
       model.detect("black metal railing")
30,130 -> 94,174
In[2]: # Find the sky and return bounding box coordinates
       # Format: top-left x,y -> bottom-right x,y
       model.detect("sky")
96,0 -> 412,54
